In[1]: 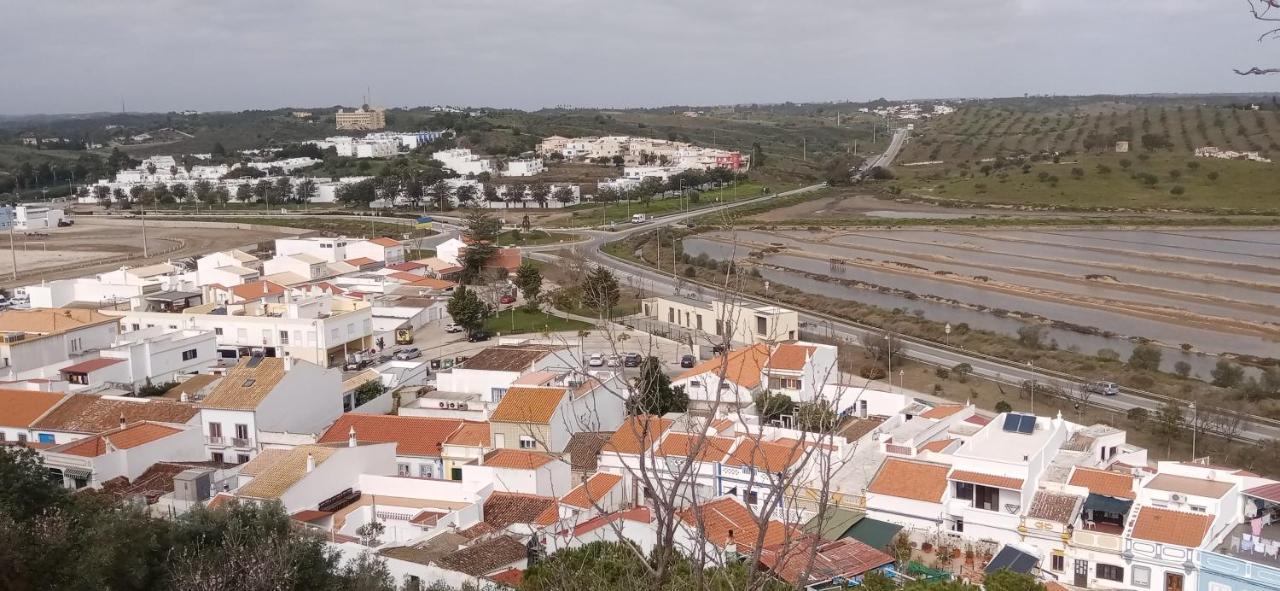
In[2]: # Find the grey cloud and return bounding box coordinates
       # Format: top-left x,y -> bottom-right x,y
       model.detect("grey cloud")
0,0 -> 1276,114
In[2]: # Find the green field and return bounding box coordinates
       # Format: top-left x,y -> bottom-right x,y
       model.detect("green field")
892,151 -> 1280,212
148,215 -> 431,238
482,308 -> 591,335
556,181 -> 778,227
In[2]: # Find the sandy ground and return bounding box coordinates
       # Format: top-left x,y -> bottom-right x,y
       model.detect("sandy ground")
0,218 -> 295,289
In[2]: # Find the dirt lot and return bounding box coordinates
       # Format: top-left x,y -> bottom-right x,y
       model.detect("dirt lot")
0,218 -> 296,289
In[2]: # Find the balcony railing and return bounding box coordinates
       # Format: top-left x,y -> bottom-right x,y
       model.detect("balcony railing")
230,437 -> 254,449
1073,528 -> 1124,552
205,436 -> 226,446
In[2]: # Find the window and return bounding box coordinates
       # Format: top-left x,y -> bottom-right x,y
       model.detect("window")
715,319 -> 723,336
211,452 -> 224,463
208,422 -> 223,438
330,328 -> 339,340
668,309 -> 674,323
37,433 -> 54,444
347,323 -> 355,336
974,485 -> 999,511
451,467 -> 462,481
952,517 -> 964,533
491,387 -> 508,402
954,481 -> 974,501
235,424 -> 249,440
131,324 -> 140,331
237,454 -> 250,464
278,331 -> 289,345
0,432 -> 4,442
1096,564 -> 1124,582
1131,566 -> 1150,588
756,315 -> 768,335
1051,553 -> 1064,572
17,433 -> 26,443
745,490 -> 759,505
237,328 -> 248,340
260,329 -> 271,344
214,327 -> 223,336
419,465 -> 432,479
69,338 -> 82,353
689,380 -> 701,388
181,348 -> 198,361
696,315 -> 703,330
859,400 -> 869,417
519,436 -> 537,450
398,464 -> 411,477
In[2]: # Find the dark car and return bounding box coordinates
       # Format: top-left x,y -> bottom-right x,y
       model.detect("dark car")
499,294 -> 516,305
680,354 -> 696,368
468,330 -> 492,343
623,353 -> 643,367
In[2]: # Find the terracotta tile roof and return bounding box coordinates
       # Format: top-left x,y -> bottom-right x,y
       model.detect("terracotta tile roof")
387,262 -> 425,272
1145,473 -> 1234,499
1027,491 -> 1083,524
161,374 -> 221,400
603,415 -> 674,455
762,537 -> 894,586
483,449 -> 555,470
437,535 -> 526,576
675,343 -> 769,389
569,506 -> 652,536
58,357 -> 125,374
98,461 -> 210,501
54,422 -> 183,457
764,343 -> 815,371
1245,482 -> 1280,503
921,404 -> 966,420
290,510 -> 332,523
458,521 -> 498,540
228,280 -> 287,302
488,567 -> 523,588
867,458 -> 950,503
964,415 -> 991,426
207,492 -> 235,509
444,422 -> 491,447
0,389 -> 67,428
949,469 -> 1024,490
656,433 -> 736,463
560,473 -> 623,509
238,448 -> 289,476
710,418 -> 735,434
344,257 -> 376,267
724,438 -> 805,473
679,497 -> 792,551
919,438 -> 957,453
0,308 -> 117,335
407,277 -> 457,290
490,386 -> 566,424
237,445 -> 337,500
318,414 -> 466,457
200,357 -> 287,410
1068,467 -> 1136,499
368,237 -> 401,248
1129,506 -> 1214,548
31,394 -> 197,434
483,492 -> 558,528
836,415 -> 886,442
563,431 -> 612,471
458,344 -> 562,372
388,271 -> 427,283
409,510 -> 446,526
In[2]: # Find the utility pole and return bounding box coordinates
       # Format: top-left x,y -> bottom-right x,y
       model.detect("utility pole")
8,221 -> 17,280
140,210 -> 150,258
802,137 -> 807,162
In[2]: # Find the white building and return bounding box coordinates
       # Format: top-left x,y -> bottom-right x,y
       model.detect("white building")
14,204 -> 67,230
195,249 -> 262,287
641,296 -> 800,345
346,237 -> 406,264
59,327 -> 217,392
41,421 -> 206,490
197,356 -> 343,464
431,149 -> 496,177
0,308 -> 121,381
504,159 -> 546,177
263,254 -> 330,282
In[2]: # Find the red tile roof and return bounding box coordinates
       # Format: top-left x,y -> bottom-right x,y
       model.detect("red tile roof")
949,469 -> 1024,490
344,257 -> 376,267
59,357 -> 125,374
919,438 -> 956,453
922,404 -> 966,420
1068,467 -> 1136,500
489,386 -> 567,424
603,415 -> 673,455
867,458 -> 950,503
488,568 -> 523,588
290,510 -> 332,523
228,280 -> 286,302
484,492 -> 558,528
675,344 -> 769,389
964,415 -> 991,426
387,262 -> 424,272
444,422 -> 490,447
1129,506 -> 1214,548
387,271 -> 427,283
31,394 -> 197,434
656,433 -> 735,463
724,438 -> 805,472
764,343 -> 815,371
483,449 -> 556,470
0,389 -> 66,428
678,497 -> 792,551
368,237 -> 401,247
317,414 -> 468,457
560,473 -> 623,509
56,422 -> 184,457
569,505 -> 653,536
761,537 -> 894,586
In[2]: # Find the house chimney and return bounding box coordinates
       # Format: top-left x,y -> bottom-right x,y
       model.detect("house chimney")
119,413 -> 126,427
179,391 -> 189,403
262,281 -> 268,294
348,425 -> 357,448
305,452 -> 315,473
283,355 -> 292,371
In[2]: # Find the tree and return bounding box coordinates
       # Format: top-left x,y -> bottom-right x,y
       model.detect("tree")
446,286 -> 490,334
353,380 -> 385,407
1017,325 -> 1046,349
1128,407 -> 1150,429
794,401 -> 837,432
1174,360 -> 1193,378
459,209 -> 501,283
211,142 -> 228,159
294,178 -> 317,204
0,447 -> 68,518
628,356 -> 688,415
1153,401 -> 1185,455
984,569 -> 1046,591
235,183 -> 253,203
860,331 -> 903,369
273,177 -> 293,203
553,186 -> 575,205
1129,344 -> 1163,371
994,400 -> 1013,414
530,182 -> 551,208
430,180 -> 452,210
514,261 -> 543,309
754,391 -> 793,424
252,179 -> 272,203
454,183 -> 477,206
93,184 -> 112,207
337,179 -> 377,207
1211,359 -> 1245,388
581,265 -> 620,318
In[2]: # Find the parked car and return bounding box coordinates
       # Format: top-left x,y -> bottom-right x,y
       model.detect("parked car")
467,330 -> 491,343
607,354 -> 621,367
343,359 -> 371,372
500,294 -> 516,305
680,354 -> 696,368
1085,381 -> 1120,396
393,347 -> 422,360
588,353 -> 605,367
444,323 -> 463,334
623,353 -> 642,367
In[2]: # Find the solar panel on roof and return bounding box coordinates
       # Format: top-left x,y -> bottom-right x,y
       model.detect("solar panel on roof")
1002,414 -> 1020,432
1017,414 -> 1036,434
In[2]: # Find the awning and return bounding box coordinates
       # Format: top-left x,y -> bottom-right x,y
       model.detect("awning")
985,546 -> 1039,575
803,506 -> 865,541
843,517 -> 902,552
1083,493 -> 1133,515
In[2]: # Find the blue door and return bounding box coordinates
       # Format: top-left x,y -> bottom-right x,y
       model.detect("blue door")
37,433 -> 54,444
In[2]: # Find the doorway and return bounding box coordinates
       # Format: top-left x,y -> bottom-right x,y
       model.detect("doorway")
1165,572 -> 1184,591
1074,560 -> 1088,587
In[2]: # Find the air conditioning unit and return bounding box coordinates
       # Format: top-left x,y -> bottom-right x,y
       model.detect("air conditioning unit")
438,401 -> 446,408
1170,493 -> 1185,503
448,402 -> 457,409
458,403 -> 468,411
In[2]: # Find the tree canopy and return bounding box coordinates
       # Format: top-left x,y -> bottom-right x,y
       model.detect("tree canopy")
628,356 -> 689,416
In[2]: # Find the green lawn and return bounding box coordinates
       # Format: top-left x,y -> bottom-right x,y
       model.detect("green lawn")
495,229 -> 580,246
482,308 -> 591,335
149,215 -> 432,238
892,152 -> 1280,213
558,181 -> 777,227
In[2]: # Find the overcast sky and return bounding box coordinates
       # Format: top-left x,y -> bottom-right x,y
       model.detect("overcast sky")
3,0 -> 1278,114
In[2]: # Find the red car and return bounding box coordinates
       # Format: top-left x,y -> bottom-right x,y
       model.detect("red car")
500,295 -> 516,304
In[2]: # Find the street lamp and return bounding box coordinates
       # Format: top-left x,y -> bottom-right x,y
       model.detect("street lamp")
944,323 -> 951,347
1190,402 -> 1198,460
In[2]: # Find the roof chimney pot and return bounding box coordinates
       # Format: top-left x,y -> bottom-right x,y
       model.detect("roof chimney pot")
305,452 -> 315,473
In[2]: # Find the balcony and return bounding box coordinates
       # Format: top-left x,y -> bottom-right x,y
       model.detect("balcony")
1072,528 -> 1124,553
205,436 -> 227,447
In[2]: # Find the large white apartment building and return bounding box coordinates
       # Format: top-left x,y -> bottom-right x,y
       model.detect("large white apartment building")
431,148 -> 496,177
109,292 -> 374,367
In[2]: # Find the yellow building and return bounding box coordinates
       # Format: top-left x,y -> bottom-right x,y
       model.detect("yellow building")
335,106 -> 386,131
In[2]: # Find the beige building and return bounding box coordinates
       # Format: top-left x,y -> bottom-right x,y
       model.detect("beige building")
335,106 -> 386,131
641,295 -> 800,346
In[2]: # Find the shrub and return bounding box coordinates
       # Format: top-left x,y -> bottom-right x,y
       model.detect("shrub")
859,366 -> 887,380
1170,185 -> 1186,196
1127,407 -> 1150,428
1097,348 -> 1121,362
1174,361 -> 1192,378
994,401 -> 1013,413
935,367 -> 951,379
1129,344 -> 1163,371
